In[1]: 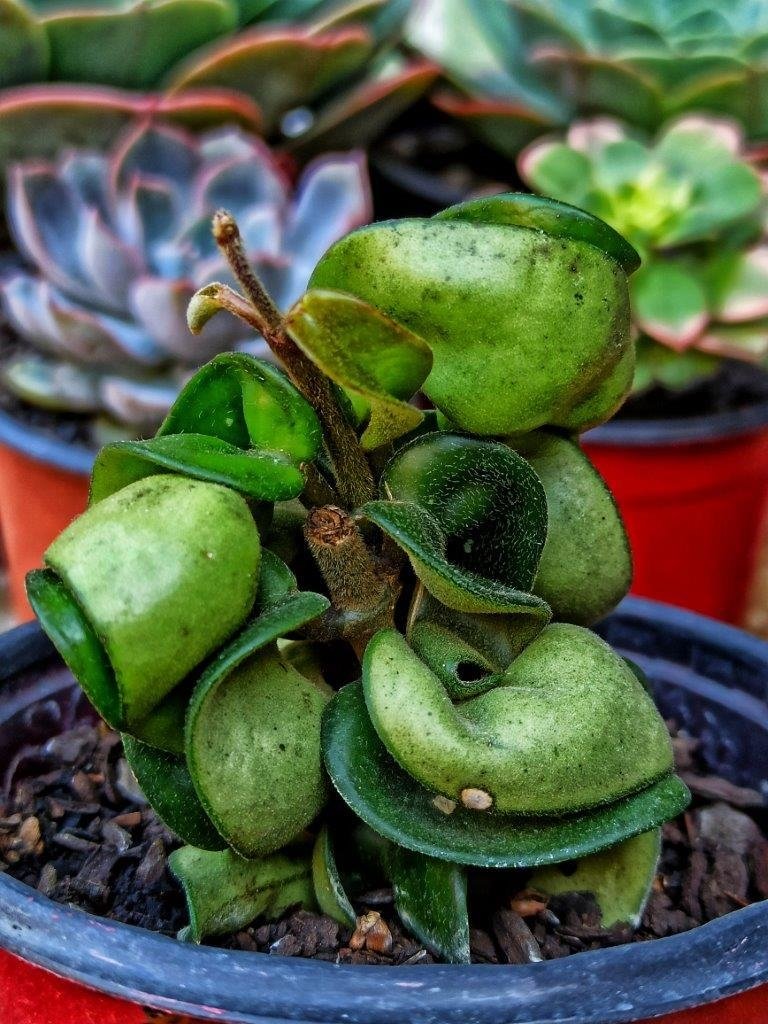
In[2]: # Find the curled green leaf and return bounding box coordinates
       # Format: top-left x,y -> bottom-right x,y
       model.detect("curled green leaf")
363,433 -> 550,626
186,644 -> 330,858
28,474 -> 261,732
363,626 -> 673,815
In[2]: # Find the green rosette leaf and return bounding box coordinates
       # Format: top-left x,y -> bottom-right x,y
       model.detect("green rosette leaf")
322,682 -> 690,868
169,845 -> 315,943
284,288 -> 433,450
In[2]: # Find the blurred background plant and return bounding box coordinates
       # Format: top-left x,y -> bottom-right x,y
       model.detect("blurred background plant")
0,121 -> 371,441
519,116 -> 768,392
409,0 -> 768,160
0,0 -> 435,172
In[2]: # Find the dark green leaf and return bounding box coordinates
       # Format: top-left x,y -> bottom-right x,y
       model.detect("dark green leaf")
121,735 -> 226,851
387,846 -> 469,963
89,433 -> 305,505
312,826 -> 356,926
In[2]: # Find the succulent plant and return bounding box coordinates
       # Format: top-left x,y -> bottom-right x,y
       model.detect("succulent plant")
0,0 -> 435,170
0,121 -> 371,434
409,0 -> 768,159
520,116 -> 768,390
27,194 -> 689,961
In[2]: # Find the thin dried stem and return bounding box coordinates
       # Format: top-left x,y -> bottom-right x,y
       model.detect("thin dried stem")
212,210 -> 375,508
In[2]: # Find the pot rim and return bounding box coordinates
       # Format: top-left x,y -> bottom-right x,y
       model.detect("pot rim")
0,598 -> 767,1024
584,397 -> 768,448
0,406 -> 94,476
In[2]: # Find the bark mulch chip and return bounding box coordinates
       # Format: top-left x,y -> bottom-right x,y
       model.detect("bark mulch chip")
1,717 -> 766,965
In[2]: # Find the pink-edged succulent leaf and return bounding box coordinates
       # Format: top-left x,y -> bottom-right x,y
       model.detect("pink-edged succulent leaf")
518,138 -> 594,210
99,374 -> 188,427
2,353 -> 103,412
703,248 -> 768,324
0,85 -> 261,170
280,151 -> 372,302
632,261 -> 709,351
696,321 -> 768,361
1,275 -> 165,367
167,26 -> 374,132
531,48 -> 663,131
288,58 -> 439,156
310,0 -> 409,45
2,118 -> 371,426
41,0 -> 238,90
0,0 -> 49,87
432,91 -> 556,160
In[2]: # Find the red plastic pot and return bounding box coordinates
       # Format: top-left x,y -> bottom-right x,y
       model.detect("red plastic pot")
0,411 -> 92,621
1,600 -> 766,1024
583,402 -> 768,624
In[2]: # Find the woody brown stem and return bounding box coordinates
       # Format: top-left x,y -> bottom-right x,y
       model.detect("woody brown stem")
305,505 -> 399,658
212,210 -> 375,509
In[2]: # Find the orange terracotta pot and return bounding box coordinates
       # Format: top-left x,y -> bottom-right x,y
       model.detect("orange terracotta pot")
0,411 -> 91,620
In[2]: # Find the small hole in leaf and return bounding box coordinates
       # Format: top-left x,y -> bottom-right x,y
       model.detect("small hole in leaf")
456,661 -> 490,683
559,860 -> 579,877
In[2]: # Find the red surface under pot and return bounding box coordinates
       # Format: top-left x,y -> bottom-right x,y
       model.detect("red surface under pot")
1,948 -> 766,1023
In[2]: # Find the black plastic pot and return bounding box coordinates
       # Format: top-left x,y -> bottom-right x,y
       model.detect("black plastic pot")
0,598 -> 767,1024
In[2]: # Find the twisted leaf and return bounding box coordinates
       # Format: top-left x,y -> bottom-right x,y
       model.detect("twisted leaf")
322,682 -> 690,868
309,199 -> 632,434
363,627 -> 673,815
284,288 -> 432,450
